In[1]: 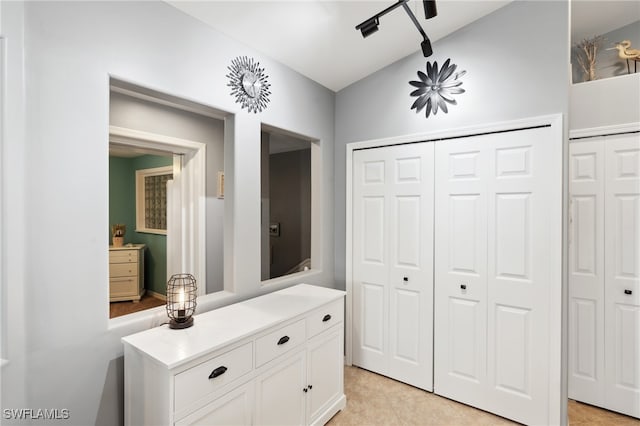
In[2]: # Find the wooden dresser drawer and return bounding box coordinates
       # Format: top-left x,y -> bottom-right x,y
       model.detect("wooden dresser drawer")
255,319 -> 306,368
109,263 -> 138,278
175,342 -> 253,414
307,299 -> 343,338
109,277 -> 137,296
110,250 -> 138,264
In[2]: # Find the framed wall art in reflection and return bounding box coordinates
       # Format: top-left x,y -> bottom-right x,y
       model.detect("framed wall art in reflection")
217,171 -> 224,199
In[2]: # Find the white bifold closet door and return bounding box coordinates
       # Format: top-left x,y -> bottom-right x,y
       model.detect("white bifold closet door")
569,132 -> 640,419
352,142 -> 434,391
433,127 -> 556,425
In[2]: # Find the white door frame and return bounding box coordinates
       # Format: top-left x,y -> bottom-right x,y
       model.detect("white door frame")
345,114 -> 564,423
109,125 -> 207,296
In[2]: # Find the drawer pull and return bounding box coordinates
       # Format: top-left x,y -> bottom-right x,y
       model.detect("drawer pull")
625,289 -> 633,295
322,314 -> 332,322
277,336 -> 290,345
460,284 -> 467,290
303,387 -> 308,393
208,366 -> 227,379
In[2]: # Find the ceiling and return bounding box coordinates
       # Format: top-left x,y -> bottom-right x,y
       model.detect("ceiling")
167,1 -> 639,92
167,0 -> 512,92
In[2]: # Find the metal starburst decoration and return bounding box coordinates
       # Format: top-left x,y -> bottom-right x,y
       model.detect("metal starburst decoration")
226,56 -> 271,113
409,58 -> 466,118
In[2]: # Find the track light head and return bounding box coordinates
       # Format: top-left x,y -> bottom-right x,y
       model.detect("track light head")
357,18 -> 379,38
421,38 -> 433,57
423,0 -> 437,19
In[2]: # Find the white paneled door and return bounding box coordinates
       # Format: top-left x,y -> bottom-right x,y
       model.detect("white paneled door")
434,127 -> 557,425
568,140 -> 606,406
352,143 -> 434,391
604,134 -> 640,419
569,132 -> 640,419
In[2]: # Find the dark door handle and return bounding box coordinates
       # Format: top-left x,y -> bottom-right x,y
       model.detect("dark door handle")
209,366 -> 227,379
625,289 -> 633,295
277,335 -> 290,345
322,314 -> 332,322
303,388 -> 308,393
308,385 -> 313,390
403,277 -> 409,282
460,284 -> 467,290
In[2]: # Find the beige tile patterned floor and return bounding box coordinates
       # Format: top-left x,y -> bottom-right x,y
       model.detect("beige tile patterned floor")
328,366 -> 640,426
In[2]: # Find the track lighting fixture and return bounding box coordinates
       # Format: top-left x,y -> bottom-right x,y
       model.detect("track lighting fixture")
355,0 -> 437,57
423,0 -> 437,19
359,17 -> 379,38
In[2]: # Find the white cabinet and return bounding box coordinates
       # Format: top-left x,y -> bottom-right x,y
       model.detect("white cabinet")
176,382 -> 254,426
109,244 -> 145,302
255,350 -> 307,426
122,284 -> 346,426
255,315 -> 344,426
569,132 -> 640,419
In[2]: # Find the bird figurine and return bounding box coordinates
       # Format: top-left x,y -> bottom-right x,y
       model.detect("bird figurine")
608,40 -> 640,74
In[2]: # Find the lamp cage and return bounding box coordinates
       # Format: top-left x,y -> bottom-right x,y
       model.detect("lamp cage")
166,273 -> 197,329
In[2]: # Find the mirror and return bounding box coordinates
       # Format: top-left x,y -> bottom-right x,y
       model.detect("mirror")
571,1 -> 640,84
109,81 -> 226,319
261,127 -> 312,281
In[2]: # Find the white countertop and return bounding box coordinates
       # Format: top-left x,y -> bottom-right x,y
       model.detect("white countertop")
121,284 -> 345,369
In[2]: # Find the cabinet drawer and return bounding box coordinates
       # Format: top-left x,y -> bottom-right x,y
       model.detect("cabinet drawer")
110,250 -> 138,264
255,319 -> 306,368
174,342 -> 253,415
307,300 -> 343,338
109,262 -> 138,278
110,277 -> 137,296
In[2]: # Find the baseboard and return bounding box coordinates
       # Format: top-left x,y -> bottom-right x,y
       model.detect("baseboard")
146,290 -> 166,301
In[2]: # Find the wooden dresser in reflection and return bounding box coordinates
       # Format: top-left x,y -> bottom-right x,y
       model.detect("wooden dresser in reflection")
109,244 -> 145,302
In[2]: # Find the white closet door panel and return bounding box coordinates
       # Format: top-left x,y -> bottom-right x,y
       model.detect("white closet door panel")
388,143 -> 434,390
568,140 -> 605,405
486,129 -> 553,425
353,149 -> 390,371
353,143 -> 434,391
604,133 -> 640,419
434,139 -> 488,405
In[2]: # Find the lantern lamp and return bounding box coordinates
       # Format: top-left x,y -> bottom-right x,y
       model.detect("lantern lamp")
166,273 -> 197,329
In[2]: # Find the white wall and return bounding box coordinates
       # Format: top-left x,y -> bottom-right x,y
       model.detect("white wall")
0,1 -> 335,424
334,0 -> 570,291
570,73 -> 640,131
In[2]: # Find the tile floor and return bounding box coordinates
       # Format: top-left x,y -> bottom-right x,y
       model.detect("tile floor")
327,366 -> 640,425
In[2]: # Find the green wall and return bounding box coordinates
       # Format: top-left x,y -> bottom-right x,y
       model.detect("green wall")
109,154 -> 172,296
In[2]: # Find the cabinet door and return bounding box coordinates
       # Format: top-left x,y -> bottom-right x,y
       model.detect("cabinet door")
568,140 -> 605,406
307,327 -> 343,424
255,350 -> 306,426
604,133 -> 640,419
175,381 -> 253,426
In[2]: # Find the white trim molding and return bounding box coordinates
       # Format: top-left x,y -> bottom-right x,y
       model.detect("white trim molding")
109,125 -> 208,302
570,122 -> 640,140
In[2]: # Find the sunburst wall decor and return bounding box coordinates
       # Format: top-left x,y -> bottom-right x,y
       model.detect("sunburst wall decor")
409,58 -> 466,118
226,56 -> 271,113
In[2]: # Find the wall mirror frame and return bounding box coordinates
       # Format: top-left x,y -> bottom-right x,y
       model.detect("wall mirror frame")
108,77 -> 231,321
260,123 -> 321,285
